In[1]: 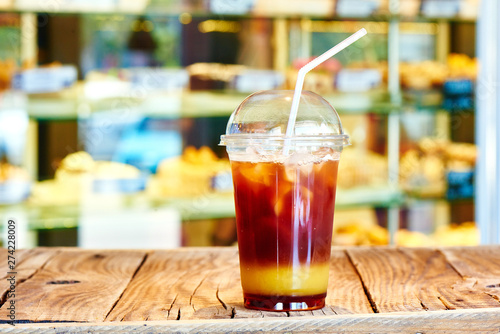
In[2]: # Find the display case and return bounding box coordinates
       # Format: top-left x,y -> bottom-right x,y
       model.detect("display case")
0,0 -> 486,248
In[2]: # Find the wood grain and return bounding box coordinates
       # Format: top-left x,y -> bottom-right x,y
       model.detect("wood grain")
2,308 -> 500,333
0,248 -> 59,275
0,249 -> 146,322
0,248 -> 58,312
326,249 -> 373,315
398,247 -> 500,310
346,247 -> 500,313
107,248 -> 239,321
173,248 -> 237,320
0,248 -> 57,280
441,246 -> 500,305
0,246 -> 499,331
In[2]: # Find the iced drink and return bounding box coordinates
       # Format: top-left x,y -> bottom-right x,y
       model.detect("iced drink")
220,90 -> 349,311
232,153 -> 338,311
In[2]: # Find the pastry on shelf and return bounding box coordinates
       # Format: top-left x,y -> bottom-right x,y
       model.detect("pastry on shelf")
333,209 -> 389,246
54,151 -> 94,186
400,54 -> 477,91
0,162 -> 30,183
400,61 -> 449,90
0,162 -> 31,204
399,137 -> 477,197
432,222 -> 479,246
30,151 -> 143,205
333,221 -> 389,246
446,142 -> 477,168
396,229 -> 433,247
447,54 -> 478,80
0,59 -> 17,92
150,146 -> 231,198
337,149 -> 388,189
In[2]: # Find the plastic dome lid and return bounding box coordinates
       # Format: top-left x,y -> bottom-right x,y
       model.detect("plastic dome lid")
220,90 -> 349,147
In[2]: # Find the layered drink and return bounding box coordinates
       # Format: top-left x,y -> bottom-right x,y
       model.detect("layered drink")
231,150 -> 339,311
220,90 -> 349,311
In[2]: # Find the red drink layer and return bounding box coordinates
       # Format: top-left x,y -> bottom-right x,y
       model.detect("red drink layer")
231,156 -> 339,311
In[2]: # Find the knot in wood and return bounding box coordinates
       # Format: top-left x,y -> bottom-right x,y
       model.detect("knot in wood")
46,280 -> 81,285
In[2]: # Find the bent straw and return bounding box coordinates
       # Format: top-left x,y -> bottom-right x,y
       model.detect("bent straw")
284,28 -> 368,153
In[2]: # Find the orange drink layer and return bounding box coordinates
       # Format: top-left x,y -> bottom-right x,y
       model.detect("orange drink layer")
231,155 -> 339,311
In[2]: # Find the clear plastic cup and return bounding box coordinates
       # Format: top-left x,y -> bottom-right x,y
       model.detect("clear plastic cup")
220,90 -> 349,311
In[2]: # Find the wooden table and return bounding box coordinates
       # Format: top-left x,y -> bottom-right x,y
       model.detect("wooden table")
0,246 -> 499,333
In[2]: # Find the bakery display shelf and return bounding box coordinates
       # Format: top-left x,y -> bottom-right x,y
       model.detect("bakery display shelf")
179,91 -> 249,118
25,89 -> 422,121
405,194 -> 474,204
0,202 -> 80,230
27,96 -> 79,121
151,192 -> 236,221
0,186 -> 404,231
336,185 -> 404,208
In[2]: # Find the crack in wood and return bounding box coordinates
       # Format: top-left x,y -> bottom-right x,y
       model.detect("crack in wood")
167,294 -> 178,318
230,307 -> 236,319
104,252 -> 149,321
189,277 -> 207,311
176,309 -> 181,320
413,292 -> 429,311
215,283 -> 227,310
438,249 -> 466,280
437,296 -> 454,310
484,292 -> 500,304
345,250 -> 379,313
0,283 -> 13,307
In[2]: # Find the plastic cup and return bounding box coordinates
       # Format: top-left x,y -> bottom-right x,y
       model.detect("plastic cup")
220,90 -> 349,312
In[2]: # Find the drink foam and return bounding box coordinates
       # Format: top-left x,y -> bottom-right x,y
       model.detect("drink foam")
229,146 -> 341,164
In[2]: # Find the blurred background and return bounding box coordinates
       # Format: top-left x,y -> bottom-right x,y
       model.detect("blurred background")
0,0 -> 496,248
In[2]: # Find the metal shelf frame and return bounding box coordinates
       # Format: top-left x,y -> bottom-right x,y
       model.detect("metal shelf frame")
476,0 -> 500,244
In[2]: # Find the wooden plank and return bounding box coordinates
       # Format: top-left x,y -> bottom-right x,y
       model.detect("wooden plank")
0,248 -> 59,278
0,249 -> 146,322
0,248 -> 59,314
326,248 -> 373,314
398,247 -> 500,310
0,249 -> 28,278
0,248 -> 58,280
179,248 -> 238,320
2,308 -> 500,333
346,247 -> 500,313
441,246 -> 500,305
106,248 -> 373,321
107,248 -> 239,321
440,246 -> 500,278
109,247 -> 288,321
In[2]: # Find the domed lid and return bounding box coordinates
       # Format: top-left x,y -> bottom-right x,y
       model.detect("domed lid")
220,90 -> 349,147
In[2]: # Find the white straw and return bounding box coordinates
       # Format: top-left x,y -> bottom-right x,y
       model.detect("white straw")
285,28 -> 368,141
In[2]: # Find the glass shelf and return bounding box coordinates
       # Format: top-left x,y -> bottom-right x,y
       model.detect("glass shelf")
0,185 -> 404,231
25,89 -> 454,121
23,88 -> 446,120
